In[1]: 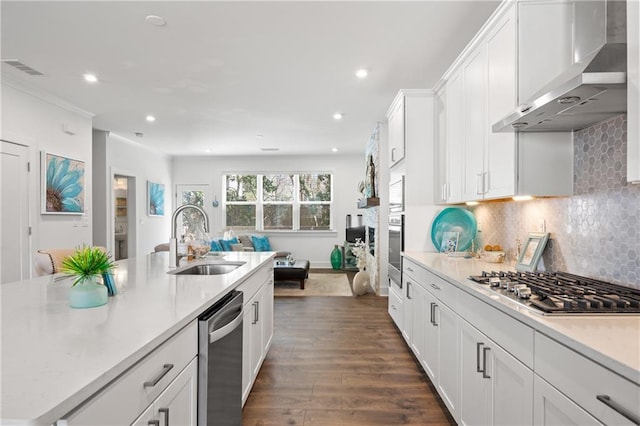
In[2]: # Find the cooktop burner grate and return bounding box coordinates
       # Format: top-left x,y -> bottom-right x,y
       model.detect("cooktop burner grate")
468,271 -> 640,315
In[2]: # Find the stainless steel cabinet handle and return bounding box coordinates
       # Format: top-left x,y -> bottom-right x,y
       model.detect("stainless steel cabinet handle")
391,147 -> 396,162
430,283 -> 440,291
143,364 -> 174,387
476,342 -> 484,373
482,347 -> 491,379
406,267 -> 414,272
148,420 -> 160,426
432,303 -> 438,326
596,395 -> 640,425
406,282 -> 412,299
430,302 -> 436,325
252,301 -> 259,324
158,408 -> 169,426
483,172 -> 490,194
476,173 -> 483,195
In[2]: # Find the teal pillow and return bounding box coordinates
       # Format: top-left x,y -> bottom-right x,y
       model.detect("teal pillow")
219,237 -> 239,251
210,240 -> 223,252
251,235 -> 272,251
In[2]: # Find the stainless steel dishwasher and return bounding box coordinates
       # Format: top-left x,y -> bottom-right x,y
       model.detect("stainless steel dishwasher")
198,290 -> 243,426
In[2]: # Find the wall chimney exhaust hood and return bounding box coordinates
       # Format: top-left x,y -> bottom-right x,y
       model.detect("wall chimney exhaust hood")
493,0 -> 627,133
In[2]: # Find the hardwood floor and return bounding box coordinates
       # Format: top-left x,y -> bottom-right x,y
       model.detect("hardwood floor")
242,296 -> 456,425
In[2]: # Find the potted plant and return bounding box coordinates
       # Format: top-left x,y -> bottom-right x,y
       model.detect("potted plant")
61,246 -> 116,308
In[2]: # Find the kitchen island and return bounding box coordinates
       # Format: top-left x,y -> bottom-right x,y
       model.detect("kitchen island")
398,251 -> 640,425
0,251 -> 274,426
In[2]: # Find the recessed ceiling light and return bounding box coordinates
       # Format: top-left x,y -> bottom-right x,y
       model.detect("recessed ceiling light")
145,15 -> 167,27
333,113 -> 343,120
332,147 -> 338,153
355,69 -> 368,79
146,115 -> 156,122
83,73 -> 98,83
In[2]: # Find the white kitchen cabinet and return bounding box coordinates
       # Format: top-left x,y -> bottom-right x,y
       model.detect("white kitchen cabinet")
58,322 -> 198,426
402,271 -> 427,362
131,358 -> 197,426
533,375 -> 601,426
387,95 -> 405,168
387,282 -> 404,330
629,0 -> 640,183
436,298 -> 459,416
534,332 -> 640,426
440,71 -> 464,204
239,264 -> 274,405
459,318 -> 533,426
518,0 -> 573,103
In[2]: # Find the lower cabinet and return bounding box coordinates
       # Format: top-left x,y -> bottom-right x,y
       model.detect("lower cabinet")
459,318 -> 533,426
239,264 -> 274,405
533,375 -> 600,426
387,280 -> 404,330
131,358 -> 198,426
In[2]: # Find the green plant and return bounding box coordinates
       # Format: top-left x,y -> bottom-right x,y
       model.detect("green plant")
61,246 -> 116,286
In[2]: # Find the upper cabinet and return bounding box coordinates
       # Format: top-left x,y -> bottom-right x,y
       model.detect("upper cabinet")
629,0 -> 640,183
387,96 -> 406,168
434,1 -> 573,204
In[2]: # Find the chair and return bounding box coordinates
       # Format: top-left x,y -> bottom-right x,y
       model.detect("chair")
34,247 -> 107,277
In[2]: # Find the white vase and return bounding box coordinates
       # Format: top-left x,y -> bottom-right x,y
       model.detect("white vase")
353,270 -> 370,296
69,277 -> 108,309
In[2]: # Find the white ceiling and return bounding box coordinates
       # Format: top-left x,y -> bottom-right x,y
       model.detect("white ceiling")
1,1 -> 499,157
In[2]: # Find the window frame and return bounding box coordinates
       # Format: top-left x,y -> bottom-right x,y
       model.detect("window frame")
223,172 -> 333,232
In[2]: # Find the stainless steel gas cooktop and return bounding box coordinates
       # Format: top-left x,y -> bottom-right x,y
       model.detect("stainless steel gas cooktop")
468,271 -> 640,315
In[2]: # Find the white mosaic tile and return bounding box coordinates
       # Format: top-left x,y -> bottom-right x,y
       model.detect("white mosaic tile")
470,114 -> 640,289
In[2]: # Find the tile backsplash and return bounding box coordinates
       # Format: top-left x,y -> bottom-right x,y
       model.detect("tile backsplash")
470,114 -> 639,288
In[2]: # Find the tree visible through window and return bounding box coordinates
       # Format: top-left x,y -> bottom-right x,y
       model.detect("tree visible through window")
223,172 -> 332,231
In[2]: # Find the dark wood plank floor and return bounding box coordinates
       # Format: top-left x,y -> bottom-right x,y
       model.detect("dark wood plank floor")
242,296 -> 456,425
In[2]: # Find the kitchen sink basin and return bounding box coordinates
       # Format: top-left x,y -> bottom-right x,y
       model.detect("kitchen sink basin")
168,261 -> 246,275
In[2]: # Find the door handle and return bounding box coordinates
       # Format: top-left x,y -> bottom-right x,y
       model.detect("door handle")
391,147 -> 396,162
483,172 -> 489,194
430,302 -> 436,325
596,395 -> 640,425
476,342 -> 484,373
406,282 -> 412,300
143,364 -> 174,387
430,283 -> 440,291
208,308 -> 243,343
432,303 -> 438,326
158,408 -> 169,426
476,173 -> 483,195
252,301 -> 259,324
148,421 -> 160,426
482,347 -> 491,379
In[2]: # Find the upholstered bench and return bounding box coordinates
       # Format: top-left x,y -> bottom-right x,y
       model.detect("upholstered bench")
273,259 -> 310,289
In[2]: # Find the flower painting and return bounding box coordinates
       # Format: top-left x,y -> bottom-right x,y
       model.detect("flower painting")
41,152 -> 85,214
148,181 -> 165,216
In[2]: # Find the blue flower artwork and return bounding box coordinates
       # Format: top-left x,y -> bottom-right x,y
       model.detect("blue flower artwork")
42,152 -> 85,214
148,181 -> 165,216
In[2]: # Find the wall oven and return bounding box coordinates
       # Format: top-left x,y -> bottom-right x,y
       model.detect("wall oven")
388,213 -> 404,288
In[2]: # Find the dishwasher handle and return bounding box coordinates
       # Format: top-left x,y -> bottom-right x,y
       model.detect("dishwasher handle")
209,307 -> 243,344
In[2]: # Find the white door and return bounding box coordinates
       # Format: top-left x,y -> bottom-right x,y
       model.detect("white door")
153,358 -> 198,426
459,319 -> 491,426
1,140 -> 30,283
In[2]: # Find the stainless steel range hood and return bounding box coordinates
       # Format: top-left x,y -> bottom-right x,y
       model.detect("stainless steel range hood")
493,0 -> 627,133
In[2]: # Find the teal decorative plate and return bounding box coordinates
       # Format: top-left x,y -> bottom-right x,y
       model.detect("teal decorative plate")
430,207 -> 477,252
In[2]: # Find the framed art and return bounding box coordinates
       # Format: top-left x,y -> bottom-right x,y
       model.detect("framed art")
147,181 -> 165,216
440,231 -> 459,253
41,151 -> 85,214
516,232 -> 550,272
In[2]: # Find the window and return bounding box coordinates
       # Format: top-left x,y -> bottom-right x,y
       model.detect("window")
223,172 -> 332,231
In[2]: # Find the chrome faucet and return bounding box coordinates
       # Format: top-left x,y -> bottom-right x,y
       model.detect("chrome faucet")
169,204 -> 209,268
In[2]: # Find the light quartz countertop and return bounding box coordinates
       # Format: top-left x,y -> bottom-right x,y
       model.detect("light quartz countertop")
0,251 -> 274,426
403,251 -> 640,385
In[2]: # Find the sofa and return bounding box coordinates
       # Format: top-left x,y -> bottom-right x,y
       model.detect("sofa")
215,234 -> 290,259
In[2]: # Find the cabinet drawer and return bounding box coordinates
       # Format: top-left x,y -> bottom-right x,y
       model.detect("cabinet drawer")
403,259 -> 458,310
237,264 -> 272,303
388,286 -> 404,330
60,321 -> 197,425
535,332 -> 640,425
458,289 -> 533,368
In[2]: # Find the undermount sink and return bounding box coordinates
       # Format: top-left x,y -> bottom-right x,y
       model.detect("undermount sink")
168,261 -> 246,276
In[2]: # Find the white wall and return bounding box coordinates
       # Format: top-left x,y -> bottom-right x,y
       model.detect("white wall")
93,131 -> 173,257
172,154 -> 364,268
1,82 -> 93,269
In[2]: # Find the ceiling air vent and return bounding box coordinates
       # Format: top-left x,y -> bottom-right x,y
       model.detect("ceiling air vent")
2,60 -> 44,76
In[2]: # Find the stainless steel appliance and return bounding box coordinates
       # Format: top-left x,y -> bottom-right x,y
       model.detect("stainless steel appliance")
388,213 -> 404,287
469,271 -> 640,315
198,290 -> 243,425
389,176 -> 405,213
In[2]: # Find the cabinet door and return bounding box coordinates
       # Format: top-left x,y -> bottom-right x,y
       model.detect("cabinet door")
485,3 -> 517,199
459,319 -> 490,426
153,358 -> 198,426
422,290 -> 439,382
628,0 -> 640,183
409,282 -> 427,361
518,0 -> 573,103
435,87 -> 448,203
486,338 -> 533,425
437,301 -> 459,418
402,278 -> 414,344
388,285 -> 404,330
533,375 -> 601,426
445,71 -> 464,203
250,294 -> 264,378
262,278 -> 274,354
388,96 -> 405,167
242,296 -> 256,404
462,46 -> 487,201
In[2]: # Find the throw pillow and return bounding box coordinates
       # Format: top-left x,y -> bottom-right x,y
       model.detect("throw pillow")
238,234 -> 254,250
230,243 -> 245,252
210,240 -> 223,252
251,235 -> 272,251
219,237 -> 239,251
